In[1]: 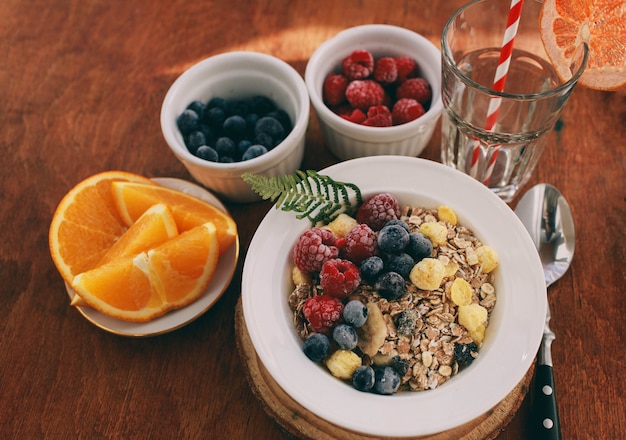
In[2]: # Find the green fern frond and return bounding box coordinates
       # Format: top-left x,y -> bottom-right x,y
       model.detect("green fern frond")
242,170 -> 362,224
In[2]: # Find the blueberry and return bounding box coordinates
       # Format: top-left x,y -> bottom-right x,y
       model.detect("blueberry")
254,132 -> 274,149
375,271 -> 406,300
198,124 -> 216,146
236,140 -> 252,156
186,100 -> 206,118
352,365 -> 375,392
266,109 -> 292,132
205,107 -> 225,129
391,355 -> 410,377
373,366 -> 401,395
185,131 -> 206,153
215,137 -> 236,158
223,115 -> 247,139
302,333 -> 330,362
196,145 -> 218,162
395,309 -> 419,336
245,113 -> 259,135
249,95 -> 276,115
230,99 -> 250,116
384,219 -> 410,232
207,97 -> 229,112
377,224 -> 410,254
242,144 -> 268,161
385,253 -> 415,279
406,232 -> 433,261
255,116 -> 285,146
177,94 -> 293,164
176,109 -> 199,135
454,342 -> 479,368
332,324 -> 358,350
343,300 -> 368,328
360,256 -> 384,284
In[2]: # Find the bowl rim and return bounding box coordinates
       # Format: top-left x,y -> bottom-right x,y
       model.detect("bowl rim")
160,50 -> 309,172
241,156 -> 547,437
305,24 -> 444,142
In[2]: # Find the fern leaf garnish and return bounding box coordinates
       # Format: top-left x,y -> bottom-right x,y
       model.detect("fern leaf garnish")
242,170 -> 362,224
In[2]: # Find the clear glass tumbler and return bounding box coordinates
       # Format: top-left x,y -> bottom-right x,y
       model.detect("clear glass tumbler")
440,0 -> 588,202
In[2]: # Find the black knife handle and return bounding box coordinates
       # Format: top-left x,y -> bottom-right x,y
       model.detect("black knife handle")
532,364 -> 561,439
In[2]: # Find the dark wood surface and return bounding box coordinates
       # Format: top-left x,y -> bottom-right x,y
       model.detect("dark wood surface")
1,1 -> 624,439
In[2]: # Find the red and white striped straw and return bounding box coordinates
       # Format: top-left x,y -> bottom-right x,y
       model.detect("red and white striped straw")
468,0 -> 525,184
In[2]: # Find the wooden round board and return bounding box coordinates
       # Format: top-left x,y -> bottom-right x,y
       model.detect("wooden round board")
235,298 -> 533,440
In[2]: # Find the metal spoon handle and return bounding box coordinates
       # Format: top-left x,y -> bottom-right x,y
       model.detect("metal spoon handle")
533,361 -> 561,439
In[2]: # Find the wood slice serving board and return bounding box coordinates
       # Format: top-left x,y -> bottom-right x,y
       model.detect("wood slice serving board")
235,298 -> 533,440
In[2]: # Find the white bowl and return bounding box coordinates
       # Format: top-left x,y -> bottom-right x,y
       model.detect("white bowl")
161,51 -> 309,203
305,25 -> 443,161
242,156 -> 546,437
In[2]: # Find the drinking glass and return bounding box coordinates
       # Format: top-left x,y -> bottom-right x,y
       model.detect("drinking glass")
440,0 -> 588,202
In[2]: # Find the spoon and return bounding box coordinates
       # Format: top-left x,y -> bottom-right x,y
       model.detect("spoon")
515,183 -> 575,440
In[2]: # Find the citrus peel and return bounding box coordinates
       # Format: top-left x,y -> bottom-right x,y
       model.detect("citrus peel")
539,0 -> 626,90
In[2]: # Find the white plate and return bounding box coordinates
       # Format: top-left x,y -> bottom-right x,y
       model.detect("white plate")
65,178 -> 239,337
241,156 -> 546,437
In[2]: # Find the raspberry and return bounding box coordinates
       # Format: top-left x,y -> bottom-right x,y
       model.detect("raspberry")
394,55 -> 418,83
342,49 -> 375,80
338,107 -> 367,124
382,91 -> 393,109
356,193 -> 400,231
345,80 -> 385,110
373,57 -> 398,84
343,224 -> 378,263
396,78 -> 432,106
320,258 -> 361,299
362,105 -> 392,127
302,294 -> 344,334
323,73 -> 349,106
391,98 -> 425,125
293,228 -> 340,273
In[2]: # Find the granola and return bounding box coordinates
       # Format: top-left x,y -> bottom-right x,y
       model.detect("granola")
288,204 -> 497,393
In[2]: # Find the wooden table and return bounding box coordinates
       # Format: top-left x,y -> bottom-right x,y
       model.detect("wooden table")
1,1 -> 624,438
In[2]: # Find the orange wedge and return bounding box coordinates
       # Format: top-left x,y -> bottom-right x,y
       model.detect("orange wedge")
70,203 -> 179,308
112,181 -> 237,255
49,171 -> 155,283
71,222 -> 219,322
540,0 -> 626,90
96,203 -> 178,266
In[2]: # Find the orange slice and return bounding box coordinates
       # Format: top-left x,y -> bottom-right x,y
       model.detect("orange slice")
70,203 -> 179,308
71,222 -> 219,322
540,0 -> 626,90
96,203 -> 178,266
112,181 -> 237,255
49,171 -> 155,284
